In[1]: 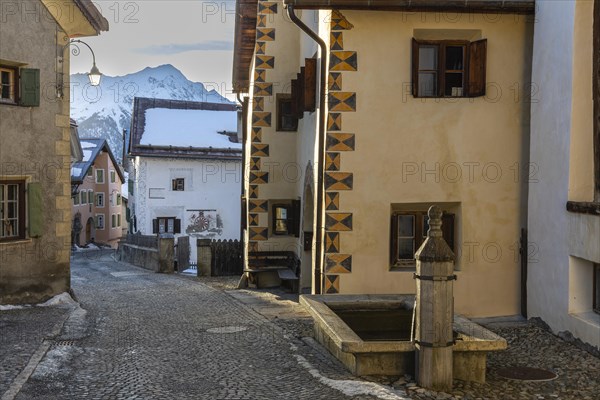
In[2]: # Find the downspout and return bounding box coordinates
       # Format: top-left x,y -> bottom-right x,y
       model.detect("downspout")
237,93 -> 248,244
287,5 -> 327,294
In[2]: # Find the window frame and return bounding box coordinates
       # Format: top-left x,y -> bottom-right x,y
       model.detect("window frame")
111,214 -> 117,229
95,214 -> 105,230
96,169 -> 105,184
390,210 -> 455,268
110,170 -> 116,183
276,94 -> 299,132
172,178 -> 185,191
153,217 -> 181,234
0,180 -> 26,242
96,192 -> 105,208
272,203 -> 292,236
0,66 -> 18,104
412,38 -> 486,99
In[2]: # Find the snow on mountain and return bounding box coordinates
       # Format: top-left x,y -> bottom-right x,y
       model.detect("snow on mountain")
70,64 -> 233,162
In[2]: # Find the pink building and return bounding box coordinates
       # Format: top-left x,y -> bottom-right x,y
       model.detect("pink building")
71,139 -> 124,248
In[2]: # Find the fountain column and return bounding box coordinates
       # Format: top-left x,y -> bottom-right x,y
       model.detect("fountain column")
414,205 -> 456,392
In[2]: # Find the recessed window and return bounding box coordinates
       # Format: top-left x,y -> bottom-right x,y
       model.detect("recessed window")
80,190 -> 87,205
390,210 -> 455,267
153,217 -> 181,234
95,214 -> 105,230
270,201 -> 301,237
594,263 -> 600,315
0,181 -> 25,241
412,39 -> 487,98
277,95 -> 298,132
117,214 -> 121,227
87,168 -> 93,177
172,178 -> 185,191
96,193 -> 105,208
111,214 -> 117,229
110,170 -> 116,183
117,194 -> 122,206
0,66 -> 17,103
96,169 -> 105,184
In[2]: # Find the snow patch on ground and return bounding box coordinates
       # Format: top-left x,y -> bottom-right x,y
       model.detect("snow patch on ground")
0,292 -> 76,311
293,354 -> 409,400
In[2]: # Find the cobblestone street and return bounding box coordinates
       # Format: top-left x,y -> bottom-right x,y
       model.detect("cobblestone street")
1,251 -> 397,400
2,251 -> 599,400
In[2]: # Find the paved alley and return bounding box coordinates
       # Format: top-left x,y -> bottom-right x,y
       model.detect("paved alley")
2,251 -> 397,400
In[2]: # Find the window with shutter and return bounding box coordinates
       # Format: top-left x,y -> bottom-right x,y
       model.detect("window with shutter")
271,200 -> 301,237
412,38 -> 487,98
0,180 -> 26,241
276,94 -> 298,132
390,210 -> 455,267
19,68 -> 40,107
0,66 -> 17,104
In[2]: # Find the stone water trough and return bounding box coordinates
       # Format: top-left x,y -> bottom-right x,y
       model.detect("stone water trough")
300,294 -> 507,383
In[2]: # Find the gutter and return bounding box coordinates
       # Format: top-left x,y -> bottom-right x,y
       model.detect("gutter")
287,5 -> 327,295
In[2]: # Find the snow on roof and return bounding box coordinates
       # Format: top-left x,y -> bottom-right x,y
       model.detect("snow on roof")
140,108 -> 241,149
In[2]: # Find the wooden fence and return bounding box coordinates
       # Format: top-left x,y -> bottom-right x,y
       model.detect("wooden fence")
126,233 -> 158,249
197,239 -> 243,276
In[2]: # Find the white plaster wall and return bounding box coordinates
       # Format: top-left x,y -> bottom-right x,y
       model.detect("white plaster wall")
528,0 -> 599,349
133,157 -> 241,263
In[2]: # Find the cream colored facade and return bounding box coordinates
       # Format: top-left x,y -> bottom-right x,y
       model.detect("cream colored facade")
0,0 -> 107,304
236,2 -> 533,318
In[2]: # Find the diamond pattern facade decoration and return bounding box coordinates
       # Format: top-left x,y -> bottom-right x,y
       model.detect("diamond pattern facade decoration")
330,31 -> 343,50
248,242 -> 259,252
252,111 -> 272,127
327,132 -> 355,151
330,51 -> 357,72
249,171 -> 269,184
249,185 -> 259,199
257,15 -> 267,27
249,199 -> 268,213
258,1 -> 277,14
254,82 -> 273,97
325,212 -> 353,231
249,213 -> 260,226
329,73 -> 342,91
330,10 -> 354,31
329,92 -> 357,112
255,70 -> 266,83
325,254 -> 352,273
253,97 -> 264,111
325,172 -> 353,190
251,127 -> 262,143
250,157 -> 261,171
325,231 -> 340,253
325,275 -> 340,294
249,227 -> 268,241
251,143 -> 269,157
325,152 -> 341,171
325,191 -> 340,210
255,55 -> 275,69
328,113 -> 342,131
256,28 -> 275,41
256,42 -> 266,55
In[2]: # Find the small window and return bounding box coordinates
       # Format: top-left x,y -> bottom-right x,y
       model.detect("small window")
0,66 -> 17,103
96,169 -> 105,184
594,263 -> 600,315
89,190 -> 94,205
110,170 -> 116,183
117,214 -> 121,227
412,39 -> 487,98
390,210 -> 455,267
80,190 -> 87,205
277,95 -> 298,132
95,214 -> 105,230
153,217 -> 181,234
0,180 -> 26,241
96,193 -> 104,207
111,214 -> 117,228
270,201 -> 301,237
87,168 -> 93,177
74,192 -> 80,205
172,178 -> 185,191
117,194 -> 122,206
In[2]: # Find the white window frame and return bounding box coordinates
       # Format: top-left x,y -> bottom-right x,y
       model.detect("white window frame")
96,169 -> 105,184
95,214 -> 105,230
96,192 -> 105,208
0,66 -> 17,104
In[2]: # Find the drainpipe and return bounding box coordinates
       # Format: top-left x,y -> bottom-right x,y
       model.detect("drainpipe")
237,93 -> 248,244
287,5 -> 327,294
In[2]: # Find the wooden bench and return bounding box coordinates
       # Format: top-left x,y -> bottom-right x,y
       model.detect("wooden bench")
245,251 -> 300,291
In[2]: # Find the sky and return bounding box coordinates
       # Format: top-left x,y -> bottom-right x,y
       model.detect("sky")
70,0 -> 237,96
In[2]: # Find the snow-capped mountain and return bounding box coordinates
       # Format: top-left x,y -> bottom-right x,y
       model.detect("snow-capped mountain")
70,64 -> 233,162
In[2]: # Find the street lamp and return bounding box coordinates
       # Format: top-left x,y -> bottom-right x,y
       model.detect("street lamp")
69,39 -> 102,86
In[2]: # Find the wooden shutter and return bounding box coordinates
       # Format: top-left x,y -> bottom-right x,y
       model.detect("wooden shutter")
152,219 -> 158,234
412,38 -> 419,98
296,70 -> 305,119
26,182 -> 41,238
19,68 -> 40,107
468,39 -> 487,97
174,219 -> 181,234
304,58 -> 317,112
291,78 -> 299,116
289,200 -> 301,237
441,213 -> 455,251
